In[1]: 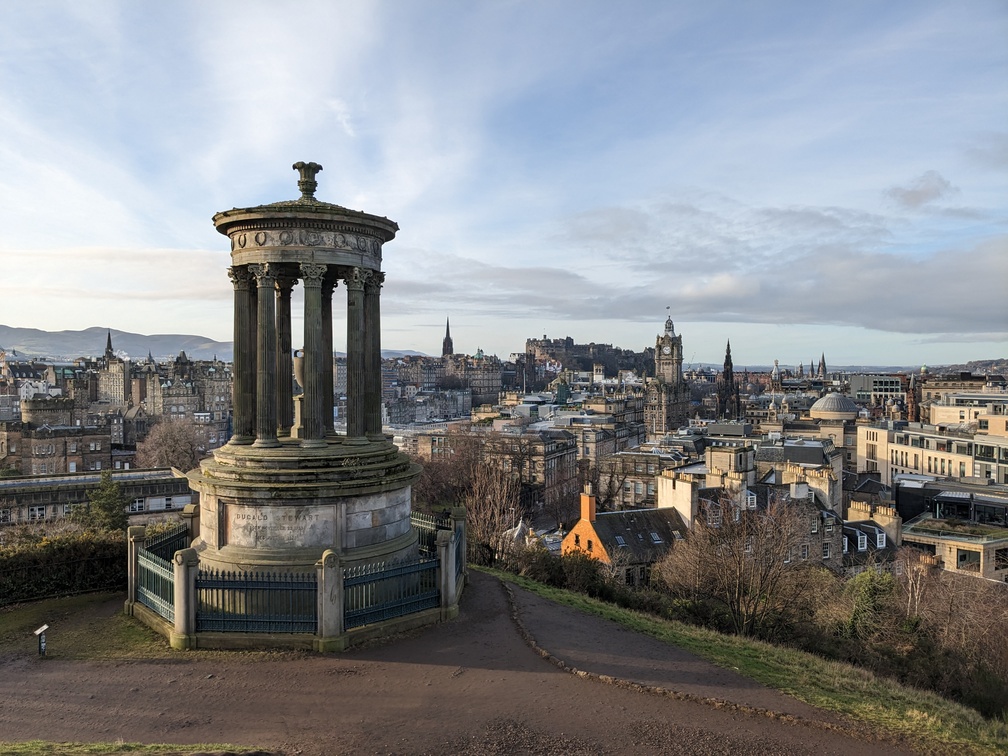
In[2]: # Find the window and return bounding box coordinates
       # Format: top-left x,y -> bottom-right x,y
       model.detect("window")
858,533 -> 867,551
706,504 -> 722,528
69,442 -> 77,453
130,498 -> 145,513
876,532 -> 886,548
800,544 -> 809,560
746,492 -> 757,509
650,532 -> 663,544
822,542 -> 831,560
574,534 -> 580,548
811,516 -> 818,534
28,506 -> 46,521
164,497 -> 173,510
744,536 -> 753,553
825,520 -> 833,533
68,462 -> 76,472
784,546 -> 792,564
615,535 -> 627,547
0,509 -> 10,523
587,539 -> 593,553
843,536 -> 848,554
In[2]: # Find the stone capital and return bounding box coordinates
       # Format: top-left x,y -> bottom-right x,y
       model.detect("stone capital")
344,266 -> 371,292
300,263 -> 328,287
249,263 -> 276,288
228,266 -> 254,291
364,270 -> 385,294
274,272 -> 300,293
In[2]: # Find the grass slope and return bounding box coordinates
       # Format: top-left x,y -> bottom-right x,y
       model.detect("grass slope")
486,569 -> 1008,756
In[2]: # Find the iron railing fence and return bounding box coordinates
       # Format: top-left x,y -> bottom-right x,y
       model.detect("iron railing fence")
195,569 -> 317,633
137,548 -> 174,622
411,511 -> 451,557
343,557 -> 439,630
144,524 -> 190,561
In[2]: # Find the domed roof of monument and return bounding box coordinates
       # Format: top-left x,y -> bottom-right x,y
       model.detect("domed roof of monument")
810,392 -> 858,418
212,161 -> 399,241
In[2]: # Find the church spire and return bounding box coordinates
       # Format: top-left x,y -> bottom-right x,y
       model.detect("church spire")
104,330 -> 114,364
441,317 -> 454,357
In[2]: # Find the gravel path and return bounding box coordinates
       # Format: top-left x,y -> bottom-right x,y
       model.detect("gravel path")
0,572 -> 918,755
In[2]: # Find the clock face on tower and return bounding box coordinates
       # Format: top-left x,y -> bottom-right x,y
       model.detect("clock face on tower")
662,345 -> 671,355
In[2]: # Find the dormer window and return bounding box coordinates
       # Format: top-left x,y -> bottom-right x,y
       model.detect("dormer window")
877,532 -> 886,548
858,533 -> 867,551
746,492 -> 757,509
843,536 -> 848,554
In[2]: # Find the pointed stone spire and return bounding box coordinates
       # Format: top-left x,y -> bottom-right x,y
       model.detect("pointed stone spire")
104,330 -> 114,364
442,316 -> 454,357
818,352 -> 827,379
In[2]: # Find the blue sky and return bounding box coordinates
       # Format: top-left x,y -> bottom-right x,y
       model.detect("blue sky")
0,1 -> 1005,368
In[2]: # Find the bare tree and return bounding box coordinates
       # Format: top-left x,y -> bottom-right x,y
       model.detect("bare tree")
136,418 -> 205,471
655,491 -> 813,637
410,428 -> 484,513
464,462 -> 521,567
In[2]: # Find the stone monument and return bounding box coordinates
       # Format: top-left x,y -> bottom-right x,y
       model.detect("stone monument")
188,162 -> 421,572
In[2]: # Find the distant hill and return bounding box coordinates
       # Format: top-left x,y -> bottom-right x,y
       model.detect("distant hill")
0,325 -> 429,363
0,325 -> 232,362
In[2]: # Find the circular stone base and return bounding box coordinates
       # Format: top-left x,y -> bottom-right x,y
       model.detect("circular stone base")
187,435 -> 422,572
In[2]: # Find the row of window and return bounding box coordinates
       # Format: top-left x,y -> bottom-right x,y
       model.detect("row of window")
843,531 -> 886,552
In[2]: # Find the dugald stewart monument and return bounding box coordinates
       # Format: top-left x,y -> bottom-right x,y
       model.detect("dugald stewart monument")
187,162 -> 422,572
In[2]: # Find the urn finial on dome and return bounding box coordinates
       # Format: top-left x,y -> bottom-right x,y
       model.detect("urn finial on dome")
292,161 -> 323,201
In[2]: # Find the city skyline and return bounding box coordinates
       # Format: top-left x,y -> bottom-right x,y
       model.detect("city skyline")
1,2 -> 1005,366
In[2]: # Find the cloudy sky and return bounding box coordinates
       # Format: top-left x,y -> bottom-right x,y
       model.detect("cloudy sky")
1,1 -> 1005,368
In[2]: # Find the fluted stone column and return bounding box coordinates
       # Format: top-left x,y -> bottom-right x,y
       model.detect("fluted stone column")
300,263 -> 328,447
250,263 -> 279,448
228,266 -> 256,444
275,270 -> 298,437
345,267 -> 369,442
322,274 -> 337,437
364,271 -> 385,438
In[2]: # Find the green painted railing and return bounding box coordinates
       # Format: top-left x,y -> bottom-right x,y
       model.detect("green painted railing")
343,558 -> 439,630
195,569 -> 317,633
137,548 -> 174,623
144,523 -> 190,560
411,511 -> 451,557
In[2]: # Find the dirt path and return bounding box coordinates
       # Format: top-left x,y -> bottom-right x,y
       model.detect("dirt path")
0,572 -> 916,755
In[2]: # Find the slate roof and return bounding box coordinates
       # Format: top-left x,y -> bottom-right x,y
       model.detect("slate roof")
842,521 -> 898,570
591,508 -> 687,564
756,439 -> 833,467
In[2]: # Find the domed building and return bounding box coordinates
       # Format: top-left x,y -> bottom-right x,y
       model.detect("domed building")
809,392 -> 859,422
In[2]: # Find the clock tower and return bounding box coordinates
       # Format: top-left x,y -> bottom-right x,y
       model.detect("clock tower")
654,313 -> 683,384
645,313 -> 690,440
